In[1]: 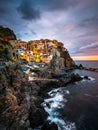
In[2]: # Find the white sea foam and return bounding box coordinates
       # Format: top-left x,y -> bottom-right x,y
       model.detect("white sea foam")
42,88 -> 76,130
66,90 -> 70,94
45,93 -> 64,102
48,88 -> 61,95
47,116 -> 76,130
88,76 -> 95,81
81,76 -> 95,82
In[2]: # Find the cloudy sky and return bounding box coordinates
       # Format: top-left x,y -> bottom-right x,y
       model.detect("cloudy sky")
0,0 -> 98,59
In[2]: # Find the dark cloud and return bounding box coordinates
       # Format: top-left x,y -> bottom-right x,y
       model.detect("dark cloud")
84,16 -> 98,23
0,0 -> 20,22
17,0 -> 40,20
31,31 -> 37,35
17,0 -> 79,21
0,0 -> 98,57
78,16 -> 98,28
0,8 -> 7,14
55,0 -> 79,10
36,0 -> 80,11
0,0 -> 10,14
24,31 -> 36,36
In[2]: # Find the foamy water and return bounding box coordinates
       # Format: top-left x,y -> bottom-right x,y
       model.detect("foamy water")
42,88 -> 76,130
42,69 -> 98,130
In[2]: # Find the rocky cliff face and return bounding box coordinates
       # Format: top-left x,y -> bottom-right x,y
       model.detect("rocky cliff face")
0,26 -> 76,129
0,26 -> 75,68
0,63 -> 49,130
0,62 -> 82,130
49,44 -> 75,71
0,64 -> 29,129
60,50 -> 75,67
0,26 -> 16,40
0,26 -> 16,60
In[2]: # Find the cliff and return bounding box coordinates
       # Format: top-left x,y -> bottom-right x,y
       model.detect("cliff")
0,63 -> 49,129
27,39 -> 75,68
0,26 -> 76,129
0,26 -> 16,60
0,26 -> 75,68
0,62 -> 82,130
0,26 -> 16,40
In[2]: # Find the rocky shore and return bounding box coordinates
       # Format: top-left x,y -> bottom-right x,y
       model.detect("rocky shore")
0,62 -> 83,130
0,26 -> 96,130
77,64 -> 98,72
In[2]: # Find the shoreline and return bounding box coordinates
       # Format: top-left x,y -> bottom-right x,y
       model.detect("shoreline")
0,63 -> 97,130
76,65 -> 98,72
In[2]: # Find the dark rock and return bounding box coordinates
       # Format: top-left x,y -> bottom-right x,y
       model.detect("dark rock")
29,107 -> 48,128
0,26 -> 16,40
41,121 -> 58,130
79,64 -> 83,68
84,76 -> 90,80
46,103 -> 51,109
0,64 -> 31,129
71,73 -> 82,82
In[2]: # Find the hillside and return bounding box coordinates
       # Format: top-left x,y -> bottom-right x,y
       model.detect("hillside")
0,26 -> 16,60
0,26 -> 16,40
0,26 -> 77,130
0,26 -> 75,68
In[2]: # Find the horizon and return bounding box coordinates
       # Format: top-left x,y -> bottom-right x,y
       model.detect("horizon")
0,0 -> 98,60
72,55 -> 98,61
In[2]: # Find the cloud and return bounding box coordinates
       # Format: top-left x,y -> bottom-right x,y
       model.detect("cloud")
34,0 -> 79,11
0,0 -> 98,57
24,30 -> 36,36
0,0 -> 18,14
80,42 -> 98,50
0,0 -> 22,25
78,16 -> 98,28
17,0 -> 40,20
0,0 -> 10,14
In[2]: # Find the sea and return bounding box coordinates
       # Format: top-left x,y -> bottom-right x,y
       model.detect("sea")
42,60 -> 98,130
75,60 -> 98,68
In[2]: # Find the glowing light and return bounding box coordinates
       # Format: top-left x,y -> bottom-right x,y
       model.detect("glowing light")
72,55 -> 98,61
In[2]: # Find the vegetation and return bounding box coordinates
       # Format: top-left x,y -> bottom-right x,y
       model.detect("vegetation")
0,26 -> 16,39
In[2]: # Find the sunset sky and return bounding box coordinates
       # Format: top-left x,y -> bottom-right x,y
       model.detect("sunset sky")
0,0 -> 98,60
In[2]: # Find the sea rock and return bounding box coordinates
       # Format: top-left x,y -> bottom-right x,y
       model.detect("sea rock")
79,64 -> 84,69
29,106 -> 48,128
41,121 -> 58,130
84,76 -> 90,80
71,73 -> 83,82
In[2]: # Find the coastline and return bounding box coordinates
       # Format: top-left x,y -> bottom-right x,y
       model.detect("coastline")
0,62 -> 82,130
0,62 -> 98,130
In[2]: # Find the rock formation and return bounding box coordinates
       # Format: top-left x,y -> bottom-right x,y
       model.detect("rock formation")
0,26 -> 75,69
0,63 -> 49,129
0,26 -> 16,60
0,26 -> 77,130
0,26 -> 16,40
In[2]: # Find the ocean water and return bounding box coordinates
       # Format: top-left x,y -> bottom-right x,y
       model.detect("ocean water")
75,60 -> 98,68
43,67 -> 98,130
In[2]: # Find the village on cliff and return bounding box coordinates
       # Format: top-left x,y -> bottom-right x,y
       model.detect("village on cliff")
0,26 -> 75,79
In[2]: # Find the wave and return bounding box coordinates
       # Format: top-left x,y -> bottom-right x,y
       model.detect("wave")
42,88 -> 76,130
